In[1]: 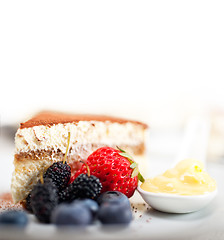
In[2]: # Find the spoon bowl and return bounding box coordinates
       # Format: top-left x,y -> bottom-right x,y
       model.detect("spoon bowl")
137,186 -> 217,213
138,117 -> 217,214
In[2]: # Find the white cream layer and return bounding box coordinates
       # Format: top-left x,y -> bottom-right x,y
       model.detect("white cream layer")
15,121 -> 147,154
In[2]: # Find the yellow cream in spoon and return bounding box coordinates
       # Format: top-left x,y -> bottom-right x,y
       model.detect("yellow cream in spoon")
141,159 -> 216,195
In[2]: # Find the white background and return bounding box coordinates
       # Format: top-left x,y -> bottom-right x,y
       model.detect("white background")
0,0 -> 224,129
0,4 -> 224,238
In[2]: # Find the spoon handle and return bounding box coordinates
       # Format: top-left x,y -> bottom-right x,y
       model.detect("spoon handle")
174,116 -> 211,168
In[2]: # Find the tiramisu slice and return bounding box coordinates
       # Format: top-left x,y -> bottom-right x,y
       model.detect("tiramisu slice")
11,111 -> 148,203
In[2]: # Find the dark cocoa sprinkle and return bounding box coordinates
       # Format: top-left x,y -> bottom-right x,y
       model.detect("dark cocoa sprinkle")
20,111 -> 148,129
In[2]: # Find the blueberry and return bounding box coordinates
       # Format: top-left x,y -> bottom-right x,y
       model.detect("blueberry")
72,199 -> 99,217
98,201 -> 132,225
51,203 -> 92,226
97,191 -> 130,208
0,210 -> 28,228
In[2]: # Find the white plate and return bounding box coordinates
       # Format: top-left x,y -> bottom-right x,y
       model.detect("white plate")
1,132 -> 224,240
0,161 -> 224,240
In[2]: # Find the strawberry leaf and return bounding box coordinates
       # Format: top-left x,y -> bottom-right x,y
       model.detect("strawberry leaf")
131,167 -> 139,178
118,152 -> 134,162
117,146 -> 145,183
117,146 -> 133,162
138,172 -> 145,183
130,162 -> 137,169
116,146 -> 125,153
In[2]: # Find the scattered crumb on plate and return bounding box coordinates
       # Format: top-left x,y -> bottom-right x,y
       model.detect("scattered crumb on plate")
0,192 -> 22,212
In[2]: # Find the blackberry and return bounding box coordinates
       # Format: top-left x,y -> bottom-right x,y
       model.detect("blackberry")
58,160 -> 102,203
59,174 -> 102,203
30,178 -> 58,223
44,131 -> 72,192
24,193 -> 33,214
44,161 -> 71,191
58,183 -> 78,203
72,173 -> 102,200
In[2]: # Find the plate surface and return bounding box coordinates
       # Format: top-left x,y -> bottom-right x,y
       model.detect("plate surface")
1,132 -> 224,240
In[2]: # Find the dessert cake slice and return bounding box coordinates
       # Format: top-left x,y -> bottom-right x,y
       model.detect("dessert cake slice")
11,111 -> 148,203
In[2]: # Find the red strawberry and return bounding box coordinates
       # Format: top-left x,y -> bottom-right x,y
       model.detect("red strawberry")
71,147 -> 144,198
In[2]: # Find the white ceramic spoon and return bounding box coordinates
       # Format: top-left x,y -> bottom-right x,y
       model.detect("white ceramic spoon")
138,116 -> 217,214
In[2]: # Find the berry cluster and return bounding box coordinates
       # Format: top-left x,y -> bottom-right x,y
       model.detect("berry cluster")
22,144 -> 143,225
25,159 -> 102,223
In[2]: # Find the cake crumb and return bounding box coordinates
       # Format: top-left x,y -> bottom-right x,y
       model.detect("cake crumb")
146,218 -> 152,223
0,192 -> 22,212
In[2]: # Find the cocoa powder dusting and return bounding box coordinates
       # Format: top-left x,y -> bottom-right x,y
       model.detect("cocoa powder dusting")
0,192 -> 22,212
